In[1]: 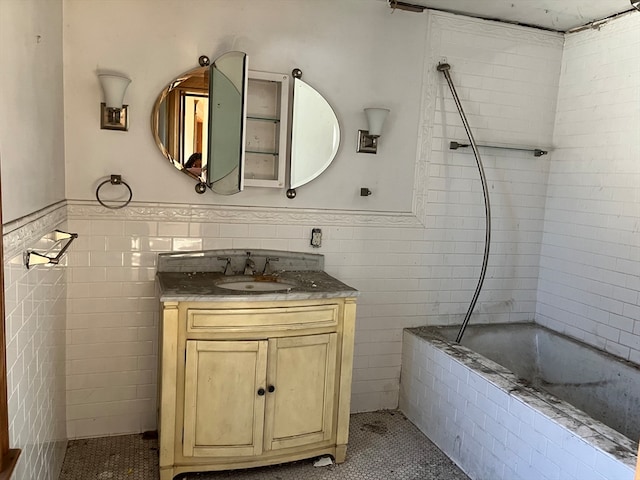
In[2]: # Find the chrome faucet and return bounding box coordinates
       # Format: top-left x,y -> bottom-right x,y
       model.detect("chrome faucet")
243,253 -> 256,276
217,257 -> 232,276
262,257 -> 280,275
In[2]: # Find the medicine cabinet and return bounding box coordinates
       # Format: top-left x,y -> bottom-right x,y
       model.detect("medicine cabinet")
151,52 -> 340,197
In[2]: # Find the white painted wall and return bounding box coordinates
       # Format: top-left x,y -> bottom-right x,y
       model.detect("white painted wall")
0,0 -> 66,223
63,0 -> 427,212
537,13 -> 640,362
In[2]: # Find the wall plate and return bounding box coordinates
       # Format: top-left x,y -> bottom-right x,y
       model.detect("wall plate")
311,228 -> 322,248
356,130 -> 378,154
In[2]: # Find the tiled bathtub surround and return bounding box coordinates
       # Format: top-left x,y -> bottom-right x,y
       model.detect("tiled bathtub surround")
537,13 -> 640,363
399,329 -> 636,480
416,13 -> 563,327
3,202 -> 68,480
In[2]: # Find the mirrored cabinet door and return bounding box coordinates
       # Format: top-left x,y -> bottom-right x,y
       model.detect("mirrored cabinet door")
208,51 -> 248,195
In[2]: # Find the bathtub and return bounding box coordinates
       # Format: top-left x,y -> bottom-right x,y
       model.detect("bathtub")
399,323 -> 638,480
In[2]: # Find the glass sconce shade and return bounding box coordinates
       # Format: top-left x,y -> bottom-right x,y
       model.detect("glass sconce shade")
98,72 -> 130,131
357,107 -> 390,154
364,108 -> 390,137
98,73 -> 131,108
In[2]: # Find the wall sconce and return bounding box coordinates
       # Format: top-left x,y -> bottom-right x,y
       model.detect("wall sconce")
98,72 -> 131,131
357,107 -> 390,154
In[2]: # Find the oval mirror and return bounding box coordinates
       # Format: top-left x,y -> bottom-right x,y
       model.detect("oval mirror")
151,52 -> 247,195
152,65 -> 210,187
152,57 -> 341,197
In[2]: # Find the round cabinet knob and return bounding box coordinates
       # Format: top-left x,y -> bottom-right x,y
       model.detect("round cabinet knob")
268,385 -> 275,393
257,388 -> 265,396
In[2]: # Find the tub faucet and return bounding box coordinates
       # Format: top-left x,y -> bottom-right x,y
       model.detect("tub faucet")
244,253 -> 255,276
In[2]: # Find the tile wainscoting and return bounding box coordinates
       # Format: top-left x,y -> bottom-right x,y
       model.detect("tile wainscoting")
3,201 -> 68,480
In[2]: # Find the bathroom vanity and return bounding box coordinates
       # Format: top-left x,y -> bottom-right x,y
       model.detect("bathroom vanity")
155,250 -> 358,480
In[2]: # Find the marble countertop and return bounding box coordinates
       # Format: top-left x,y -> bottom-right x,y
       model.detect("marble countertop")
157,270 -> 358,302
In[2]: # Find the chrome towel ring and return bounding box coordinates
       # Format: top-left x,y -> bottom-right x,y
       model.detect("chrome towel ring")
96,174 -> 132,209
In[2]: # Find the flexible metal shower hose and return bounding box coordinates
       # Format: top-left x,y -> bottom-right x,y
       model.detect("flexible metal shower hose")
436,63 -> 491,344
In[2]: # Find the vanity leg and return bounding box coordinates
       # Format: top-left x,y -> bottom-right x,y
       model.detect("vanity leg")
159,467 -> 175,480
335,444 -> 347,463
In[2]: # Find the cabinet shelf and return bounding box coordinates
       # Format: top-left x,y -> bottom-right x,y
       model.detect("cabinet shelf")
243,71 -> 289,189
247,115 -> 280,123
246,150 -> 278,156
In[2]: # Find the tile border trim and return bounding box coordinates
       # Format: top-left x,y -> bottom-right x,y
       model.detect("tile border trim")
66,200 -> 424,228
3,201 -> 67,262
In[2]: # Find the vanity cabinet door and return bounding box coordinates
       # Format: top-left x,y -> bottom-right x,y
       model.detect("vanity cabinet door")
264,333 -> 337,452
183,340 -> 267,458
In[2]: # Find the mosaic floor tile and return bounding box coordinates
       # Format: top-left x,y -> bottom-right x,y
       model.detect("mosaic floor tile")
59,411 -> 470,480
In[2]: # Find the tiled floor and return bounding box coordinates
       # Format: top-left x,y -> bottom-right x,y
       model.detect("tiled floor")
58,411 -> 470,480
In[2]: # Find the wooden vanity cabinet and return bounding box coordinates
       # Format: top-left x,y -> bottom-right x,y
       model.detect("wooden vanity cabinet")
158,297 -> 356,480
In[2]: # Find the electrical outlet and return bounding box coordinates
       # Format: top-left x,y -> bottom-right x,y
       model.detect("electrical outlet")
310,228 -> 322,248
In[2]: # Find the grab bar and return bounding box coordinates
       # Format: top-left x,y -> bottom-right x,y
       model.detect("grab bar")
449,141 -> 548,157
25,230 -> 78,269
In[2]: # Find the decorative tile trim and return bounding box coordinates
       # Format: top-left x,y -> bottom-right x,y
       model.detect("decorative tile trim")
3,201 -> 68,262
66,201 -> 424,228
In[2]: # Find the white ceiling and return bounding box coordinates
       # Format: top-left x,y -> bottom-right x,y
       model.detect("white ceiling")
398,0 -> 636,31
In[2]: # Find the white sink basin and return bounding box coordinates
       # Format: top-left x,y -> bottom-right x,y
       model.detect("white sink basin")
215,277 -> 296,292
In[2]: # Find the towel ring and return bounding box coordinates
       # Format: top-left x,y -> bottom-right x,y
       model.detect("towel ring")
96,174 -> 132,209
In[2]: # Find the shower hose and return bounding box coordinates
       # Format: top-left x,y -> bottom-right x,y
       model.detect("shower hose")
436,63 -> 491,344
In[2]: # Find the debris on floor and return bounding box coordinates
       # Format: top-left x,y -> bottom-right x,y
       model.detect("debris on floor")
312,456 -> 333,467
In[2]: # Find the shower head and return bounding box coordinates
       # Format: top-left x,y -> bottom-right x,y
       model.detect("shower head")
437,63 -> 451,72
632,0 -> 640,11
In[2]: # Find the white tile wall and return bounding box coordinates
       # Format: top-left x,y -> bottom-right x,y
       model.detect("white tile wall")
537,13 -> 640,362
419,13 -> 563,326
65,217 -> 158,438
3,205 -> 68,480
65,206 -> 431,436
400,330 -> 635,480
